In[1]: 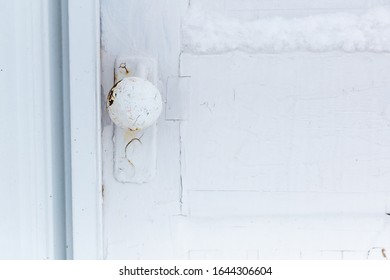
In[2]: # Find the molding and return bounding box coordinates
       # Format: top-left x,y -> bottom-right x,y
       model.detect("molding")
68,0 -> 103,259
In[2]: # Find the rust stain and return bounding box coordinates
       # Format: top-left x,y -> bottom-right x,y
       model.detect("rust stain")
382,248 -> 388,260
107,79 -> 122,107
124,128 -> 136,139
119,62 -> 132,76
124,132 -> 144,168
124,136 -> 142,168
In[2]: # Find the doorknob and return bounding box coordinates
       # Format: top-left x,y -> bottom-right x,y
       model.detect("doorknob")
107,76 -> 162,131
107,57 -> 161,184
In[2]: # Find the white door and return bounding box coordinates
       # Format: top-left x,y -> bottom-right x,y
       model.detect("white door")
100,0 -> 390,259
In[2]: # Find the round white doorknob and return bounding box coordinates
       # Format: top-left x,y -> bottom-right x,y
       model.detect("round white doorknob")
107,77 -> 162,130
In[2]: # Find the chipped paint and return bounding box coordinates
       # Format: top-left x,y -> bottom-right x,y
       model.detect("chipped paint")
107,77 -> 162,130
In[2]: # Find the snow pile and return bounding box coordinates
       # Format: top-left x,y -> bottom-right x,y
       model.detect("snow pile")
182,6 -> 390,53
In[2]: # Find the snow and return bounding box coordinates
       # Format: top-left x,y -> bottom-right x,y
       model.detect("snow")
182,6 -> 390,53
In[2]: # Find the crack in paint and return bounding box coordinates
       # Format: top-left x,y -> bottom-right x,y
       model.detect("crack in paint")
179,122 -> 184,214
382,248 -> 388,260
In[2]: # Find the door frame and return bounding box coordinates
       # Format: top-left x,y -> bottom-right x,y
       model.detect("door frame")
68,0 -> 103,259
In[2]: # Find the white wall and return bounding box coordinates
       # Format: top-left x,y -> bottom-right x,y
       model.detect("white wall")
0,0 -> 67,259
101,0 -> 390,259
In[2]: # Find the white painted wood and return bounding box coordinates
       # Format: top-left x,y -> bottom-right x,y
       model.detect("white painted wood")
0,0 -> 66,259
197,0 -> 390,19
113,125 -> 157,183
101,0 -> 187,259
165,77 -> 191,121
61,0 -> 74,260
68,0 -> 103,259
195,0 -> 390,11
185,191 -> 387,217
224,0 -> 390,10
181,53 -> 390,193
101,0 -> 390,259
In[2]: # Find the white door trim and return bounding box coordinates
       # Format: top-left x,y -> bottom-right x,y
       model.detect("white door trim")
68,0 -> 103,259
